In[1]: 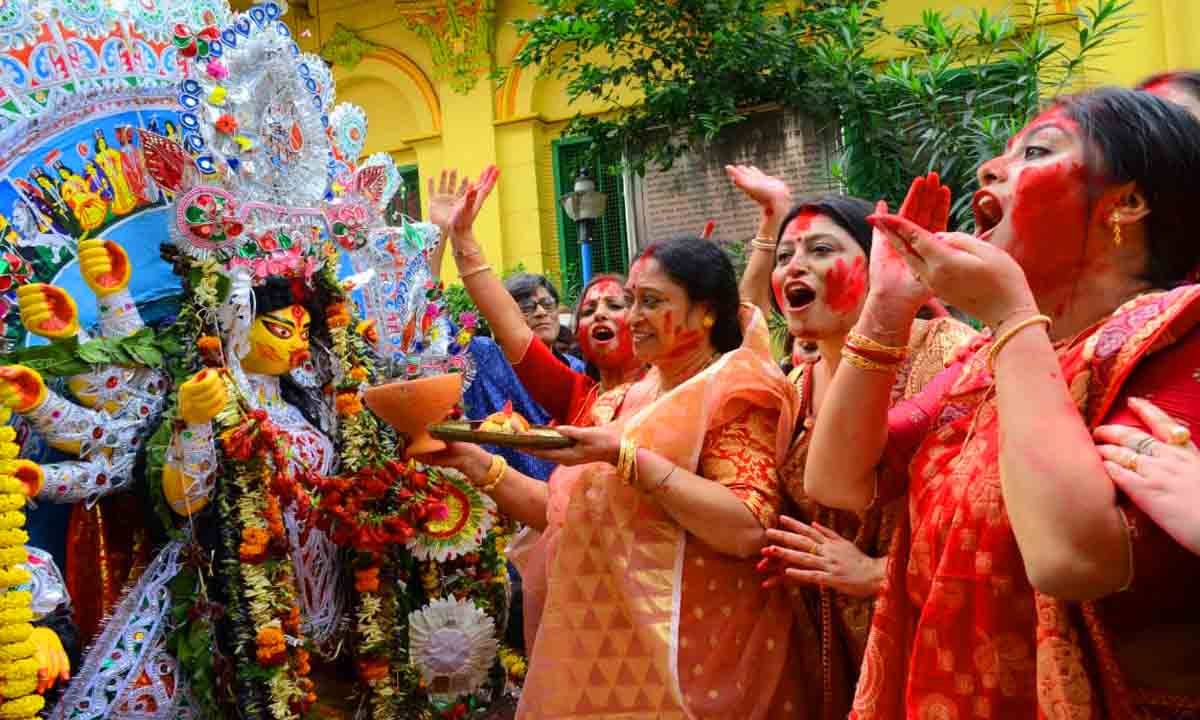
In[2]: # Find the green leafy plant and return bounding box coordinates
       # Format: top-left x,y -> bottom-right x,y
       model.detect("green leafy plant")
507,0 -> 1134,231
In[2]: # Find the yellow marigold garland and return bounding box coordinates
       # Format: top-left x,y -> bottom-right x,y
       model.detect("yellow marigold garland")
0,427 -> 43,719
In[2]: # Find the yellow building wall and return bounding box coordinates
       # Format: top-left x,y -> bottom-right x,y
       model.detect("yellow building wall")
283,0 -> 1200,286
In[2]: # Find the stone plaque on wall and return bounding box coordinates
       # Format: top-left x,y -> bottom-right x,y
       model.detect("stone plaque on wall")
630,108 -> 839,247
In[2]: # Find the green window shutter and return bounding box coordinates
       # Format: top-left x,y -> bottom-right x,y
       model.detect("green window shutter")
552,138 -> 629,304
387,164 -> 423,224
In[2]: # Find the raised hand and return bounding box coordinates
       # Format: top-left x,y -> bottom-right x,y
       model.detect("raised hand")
178,369 -> 228,426
17,284 -> 80,340
898,171 -> 952,233
79,238 -> 132,297
867,209 -> 1035,328
0,365 -> 48,413
427,169 -> 470,233
725,165 -> 792,217
448,165 -> 500,237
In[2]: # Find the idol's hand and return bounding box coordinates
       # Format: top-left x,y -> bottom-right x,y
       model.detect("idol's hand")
725,165 -> 792,218
447,165 -> 500,238
867,212 -> 1036,329
427,169 -> 470,235
79,238 -> 132,297
10,460 -> 43,498
759,516 -> 885,597
0,365 -> 48,413
17,284 -> 80,340
177,369 -> 227,426
29,626 -> 70,694
1095,397 -> 1200,556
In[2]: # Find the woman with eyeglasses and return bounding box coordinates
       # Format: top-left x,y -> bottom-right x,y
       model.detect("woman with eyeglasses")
439,165 -> 645,428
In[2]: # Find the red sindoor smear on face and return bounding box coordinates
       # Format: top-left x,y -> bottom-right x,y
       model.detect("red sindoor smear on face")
1008,160 -> 1092,295
824,256 -> 867,315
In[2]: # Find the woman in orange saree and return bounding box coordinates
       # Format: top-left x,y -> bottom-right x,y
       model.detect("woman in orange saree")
727,168 -> 976,720
804,87 -> 1200,718
427,237 -> 803,718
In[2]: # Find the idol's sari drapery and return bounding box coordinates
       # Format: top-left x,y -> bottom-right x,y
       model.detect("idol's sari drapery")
780,316 -> 976,720
852,286 -> 1200,720
511,305 -> 802,719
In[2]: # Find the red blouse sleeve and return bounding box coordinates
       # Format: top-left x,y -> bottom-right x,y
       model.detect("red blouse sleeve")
512,336 -> 596,425
1095,324 -> 1200,623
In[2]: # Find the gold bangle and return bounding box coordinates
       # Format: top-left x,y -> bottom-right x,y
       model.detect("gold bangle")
459,264 -> 492,280
477,454 -> 508,493
845,331 -> 908,361
617,437 -> 637,486
453,247 -> 482,260
987,314 -> 1051,373
840,345 -> 902,373
750,237 -> 777,252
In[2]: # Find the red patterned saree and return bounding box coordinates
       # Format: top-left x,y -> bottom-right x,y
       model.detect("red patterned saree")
854,286 -> 1200,720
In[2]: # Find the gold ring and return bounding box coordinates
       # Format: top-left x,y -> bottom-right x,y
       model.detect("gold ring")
1168,425 -> 1191,446
1121,450 -> 1139,472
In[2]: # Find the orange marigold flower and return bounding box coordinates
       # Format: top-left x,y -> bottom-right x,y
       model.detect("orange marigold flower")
325,302 -> 346,318
356,657 -> 390,683
354,566 -> 381,593
335,392 -> 363,417
215,114 -> 238,134
255,626 -> 287,666
282,605 -> 302,635
349,366 -> 369,382
327,311 -> 351,329
355,319 -> 379,345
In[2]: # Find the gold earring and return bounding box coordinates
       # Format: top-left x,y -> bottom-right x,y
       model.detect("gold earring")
702,314 -> 715,329
1111,209 -> 1122,247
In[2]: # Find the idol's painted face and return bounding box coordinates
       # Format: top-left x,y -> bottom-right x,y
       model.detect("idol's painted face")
973,108 -> 1110,297
575,278 -> 636,371
625,257 -> 708,367
243,304 -> 311,376
770,211 -> 867,341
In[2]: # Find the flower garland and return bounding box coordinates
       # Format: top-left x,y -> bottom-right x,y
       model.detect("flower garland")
0,426 -> 43,720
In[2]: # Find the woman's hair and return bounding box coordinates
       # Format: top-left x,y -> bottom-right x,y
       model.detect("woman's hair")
776,195 -> 875,256
503,272 -> 561,306
1136,70 -> 1200,100
639,238 -> 742,353
1057,87 -> 1200,288
770,195 -> 874,315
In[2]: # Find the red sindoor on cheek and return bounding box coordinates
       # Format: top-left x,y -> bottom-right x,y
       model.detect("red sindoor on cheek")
1008,160 -> 1092,293
824,256 -> 867,315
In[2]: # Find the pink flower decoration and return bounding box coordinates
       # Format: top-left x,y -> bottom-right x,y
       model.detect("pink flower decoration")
206,59 -> 229,80
459,312 -> 478,329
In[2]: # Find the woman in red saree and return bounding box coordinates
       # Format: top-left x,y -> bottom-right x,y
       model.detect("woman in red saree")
426,237 -> 803,718
438,166 -> 644,426
804,87 -> 1200,718
728,168 -> 976,719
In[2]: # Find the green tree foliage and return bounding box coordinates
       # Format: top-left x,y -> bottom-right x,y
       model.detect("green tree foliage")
506,0 -> 1133,230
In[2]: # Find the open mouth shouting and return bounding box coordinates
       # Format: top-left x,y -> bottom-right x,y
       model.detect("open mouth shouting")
783,282 -> 817,313
973,190 -> 1004,241
590,325 -> 616,344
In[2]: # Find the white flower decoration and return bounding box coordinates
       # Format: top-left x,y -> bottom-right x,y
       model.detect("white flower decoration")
408,597 -> 499,701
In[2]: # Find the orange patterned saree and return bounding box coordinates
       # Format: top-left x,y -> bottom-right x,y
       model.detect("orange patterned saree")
513,306 -> 802,719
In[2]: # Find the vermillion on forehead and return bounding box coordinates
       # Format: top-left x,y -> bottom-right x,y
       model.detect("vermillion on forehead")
780,210 -> 821,241
1006,107 -> 1080,150
583,278 -> 624,302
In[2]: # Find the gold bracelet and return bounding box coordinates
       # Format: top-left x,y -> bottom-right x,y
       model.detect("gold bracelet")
750,237 -> 777,252
840,345 -> 902,373
987,314 -> 1051,373
846,331 -> 909,361
459,264 -> 492,280
453,247 -> 482,260
617,437 -> 637,486
477,454 -> 508,493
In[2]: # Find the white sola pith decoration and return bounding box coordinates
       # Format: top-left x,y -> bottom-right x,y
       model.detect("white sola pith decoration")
408,597 -> 500,701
